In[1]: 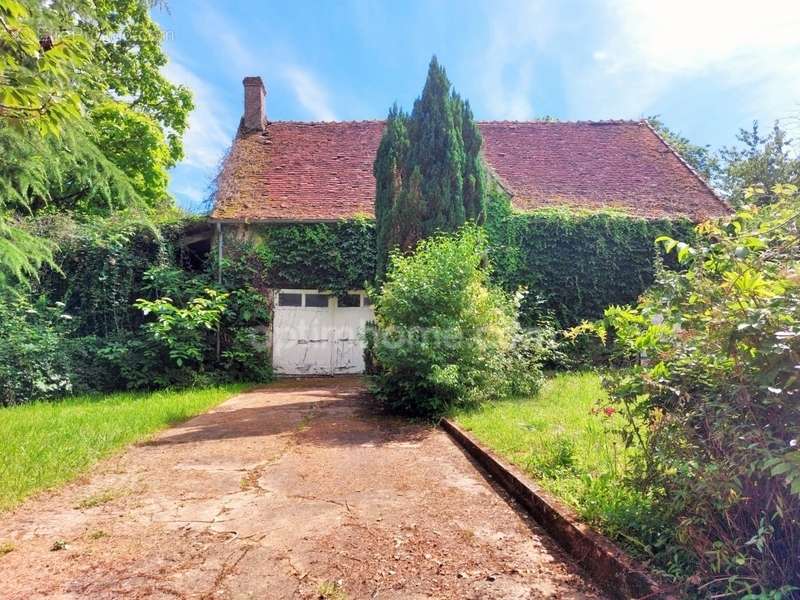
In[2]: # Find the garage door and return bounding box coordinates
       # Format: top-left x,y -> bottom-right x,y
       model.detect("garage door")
272,289 -> 375,375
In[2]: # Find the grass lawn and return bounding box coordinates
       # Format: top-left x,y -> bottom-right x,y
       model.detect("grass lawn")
452,371 -> 666,561
0,384 -> 249,512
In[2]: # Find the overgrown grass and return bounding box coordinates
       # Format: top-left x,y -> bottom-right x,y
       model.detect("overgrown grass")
0,384 -> 249,512
452,371 -> 672,564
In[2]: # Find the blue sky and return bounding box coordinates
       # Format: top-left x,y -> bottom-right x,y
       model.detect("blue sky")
154,0 -> 800,212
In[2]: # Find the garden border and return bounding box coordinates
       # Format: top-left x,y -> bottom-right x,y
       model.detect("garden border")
440,417 -> 676,600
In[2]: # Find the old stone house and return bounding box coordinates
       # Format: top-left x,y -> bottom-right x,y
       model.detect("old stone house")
210,76 -> 728,376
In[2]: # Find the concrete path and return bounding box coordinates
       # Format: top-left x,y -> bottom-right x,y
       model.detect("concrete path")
0,377 -> 603,599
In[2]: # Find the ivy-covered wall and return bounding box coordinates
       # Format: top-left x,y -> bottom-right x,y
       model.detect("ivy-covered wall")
34,215 -> 187,337
485,194 -> 695,327
222,199 -> 695,328
221,217 -> 376,294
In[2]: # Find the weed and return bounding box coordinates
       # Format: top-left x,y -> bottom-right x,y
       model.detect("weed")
0,541 -> 14,556
317,579 -> 348,600
74,488 -> 123,510
296,411 -> 316,431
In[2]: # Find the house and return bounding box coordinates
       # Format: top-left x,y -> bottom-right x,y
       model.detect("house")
211,76 -> 728,376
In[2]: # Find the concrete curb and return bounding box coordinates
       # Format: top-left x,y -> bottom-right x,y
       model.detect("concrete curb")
440,418 -> 676,600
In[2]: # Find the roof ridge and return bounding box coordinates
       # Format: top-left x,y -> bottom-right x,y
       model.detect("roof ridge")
267,119 -> 384,125
477,119 -> 643,125
265,118 -> 646,126
642,119 -> 732,213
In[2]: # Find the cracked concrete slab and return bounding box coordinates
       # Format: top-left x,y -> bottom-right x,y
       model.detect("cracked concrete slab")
0,377 -> 605,599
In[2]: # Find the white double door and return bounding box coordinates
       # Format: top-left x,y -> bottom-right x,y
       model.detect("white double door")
272,289 -> 374,375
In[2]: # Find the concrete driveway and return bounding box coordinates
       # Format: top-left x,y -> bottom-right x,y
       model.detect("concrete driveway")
0,377 -> 603,599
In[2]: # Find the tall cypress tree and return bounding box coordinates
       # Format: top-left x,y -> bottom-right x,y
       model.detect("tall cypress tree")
374,56 -> 486,275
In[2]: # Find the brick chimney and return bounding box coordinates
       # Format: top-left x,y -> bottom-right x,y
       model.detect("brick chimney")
242,76 -> 266,131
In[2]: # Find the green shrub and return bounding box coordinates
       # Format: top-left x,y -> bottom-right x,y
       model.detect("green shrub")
135,288 -> 228,368
601,184 -> 800,596
32,214 -> 175,338
5,216 -> 274,401
0,297 -> 73,405
368,226 -> 543,416
63,335 -> 121,394
105,275 -> 273,390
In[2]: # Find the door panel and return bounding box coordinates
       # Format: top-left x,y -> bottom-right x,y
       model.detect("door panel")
272,290 -> 374,375
273,292 -> 333,375
332,302 -> 373,373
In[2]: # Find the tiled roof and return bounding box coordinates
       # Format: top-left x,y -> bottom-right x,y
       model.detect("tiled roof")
211,119 -> 728,222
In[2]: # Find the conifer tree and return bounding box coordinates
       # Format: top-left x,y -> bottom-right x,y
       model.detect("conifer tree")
374,56 -> 486,275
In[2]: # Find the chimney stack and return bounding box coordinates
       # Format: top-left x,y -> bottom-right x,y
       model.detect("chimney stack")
242,76 -> 266,131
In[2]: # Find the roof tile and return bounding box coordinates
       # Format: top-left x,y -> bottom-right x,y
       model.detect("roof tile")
212,120 -> 728,222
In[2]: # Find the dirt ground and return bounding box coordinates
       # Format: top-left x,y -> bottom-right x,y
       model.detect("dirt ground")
0,377 -> 604,599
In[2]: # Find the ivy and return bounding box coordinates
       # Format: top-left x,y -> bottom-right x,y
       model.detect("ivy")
222,199 -> 691,330
32,214 -> 184,337
223,217 -> 376,295
485,192 -> 695,327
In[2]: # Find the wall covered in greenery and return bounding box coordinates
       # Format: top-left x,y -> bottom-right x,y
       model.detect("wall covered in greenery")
34,215 -> 182,338
222,202 -> 692,330
1,215 -> 272,405
485,193 -> 695,327
221,217 -> 376,294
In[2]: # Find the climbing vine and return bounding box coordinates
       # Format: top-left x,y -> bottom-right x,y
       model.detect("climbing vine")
221,217 -> 376,294
222,203 -> 692,330
32,214 -> 177,337
485,192 -> 695,327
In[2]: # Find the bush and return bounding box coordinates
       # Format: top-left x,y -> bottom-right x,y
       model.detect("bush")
135,288 -> 228,368
0,297 -> 73,405
63,335 -> 122,394
32,214 -> 176,338
107,272 -> 273,390
601,184 -> 800,596
368,226 -> 543,416
4,216 -> 275,402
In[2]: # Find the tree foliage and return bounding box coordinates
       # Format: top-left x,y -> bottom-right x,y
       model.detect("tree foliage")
0,0 -> 192,288
0,0 -> 91,132
85,0 -> 193,164
598,184 -> 800,595
718,121 -> 800,207
90,101 -> 172,208
374,56 -> 486,274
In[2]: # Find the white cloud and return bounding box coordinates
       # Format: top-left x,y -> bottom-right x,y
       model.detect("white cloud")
569,0 -> 800,120
191,4 -> 255,76
281,66 -> 338,121
606,0 -> 799,74
189,2 -> 338,122
162,60 -> 233,170
476,1 -> 556,120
